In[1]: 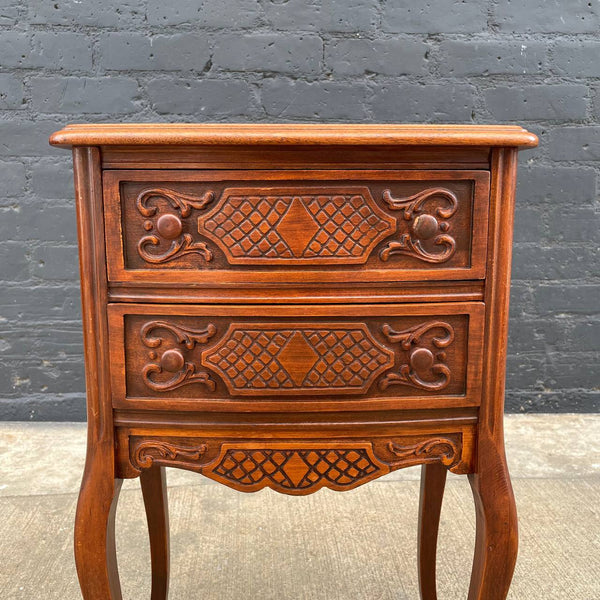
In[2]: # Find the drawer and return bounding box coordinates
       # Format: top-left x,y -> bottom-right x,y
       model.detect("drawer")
108,302 -> 484,412
103,170 -> 490,285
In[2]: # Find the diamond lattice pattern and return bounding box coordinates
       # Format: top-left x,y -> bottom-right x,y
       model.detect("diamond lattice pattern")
201,192 -> 394,260
203,327 -> 392,392
213,448 -> 379,490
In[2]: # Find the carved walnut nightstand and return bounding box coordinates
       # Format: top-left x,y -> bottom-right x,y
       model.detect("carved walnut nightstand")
50,123 -> 537,600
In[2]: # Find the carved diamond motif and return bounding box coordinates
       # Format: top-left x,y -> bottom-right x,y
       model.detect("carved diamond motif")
275,198 -> 320,256
199,187 -> 396,264
202,323 -> 395,396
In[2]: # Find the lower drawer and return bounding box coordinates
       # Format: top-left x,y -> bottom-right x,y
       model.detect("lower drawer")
108,302 -> 484,412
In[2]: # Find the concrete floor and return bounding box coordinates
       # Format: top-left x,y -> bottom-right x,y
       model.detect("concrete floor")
0,414 -> 598,599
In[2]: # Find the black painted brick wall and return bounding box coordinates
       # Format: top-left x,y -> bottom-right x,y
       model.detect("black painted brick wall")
0,0 -> 599,420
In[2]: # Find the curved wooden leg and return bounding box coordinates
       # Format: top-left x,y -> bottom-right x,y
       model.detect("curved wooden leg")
74,454 -> 123,600
418,462 -> 448,600
140,466 -> 170,600
468,442 -> 518,600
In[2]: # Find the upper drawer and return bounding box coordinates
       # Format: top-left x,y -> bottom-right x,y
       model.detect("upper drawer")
103,170 -> 490,285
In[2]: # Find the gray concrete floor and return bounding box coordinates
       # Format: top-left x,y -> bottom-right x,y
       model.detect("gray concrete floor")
0,414 -> 599,599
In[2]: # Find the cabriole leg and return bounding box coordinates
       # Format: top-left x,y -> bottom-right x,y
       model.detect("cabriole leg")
418,462 -> 448,600
140,466 -> 170,599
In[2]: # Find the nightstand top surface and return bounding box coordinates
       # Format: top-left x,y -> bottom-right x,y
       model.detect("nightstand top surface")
50,123 -> 538,148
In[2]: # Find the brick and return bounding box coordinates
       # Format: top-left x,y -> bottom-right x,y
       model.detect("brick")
552,42 -> 600,77
571,320 -> 600,352
325,38 -> 428,76
29,0 -> 143,27
2,324 -> 83,359
0,357 -> 85,395
0,395 -> 87,421
261,79 -> 369,120
98,33 -> 210,71
0,74 -> 24,109
320,0 -> 378,32
439,41 -> 546,76
548,207 -> 600,243
512,245 -> 599,281
31,159 -> 74,199
213,34 -> 322,74
0,32 -> 29,68
265,0 -> 320,30
30,32 -> 93,70
0,120 -> 62,157
548,127 -> 600,160
147,79 -> 254,116
1,202 -> 77,244
0,286 -> 81,322
31,245 -> 79,280
516,166 -> 596,205
383,0 -> 486,33
509,390 -> 600,413
0,242 -> 29,281
508,318 -> 551,353
0,160 -> 26,197
533,284 -> 600,315
372,83 -> 475,122
31,77 -> 139,114
484,85 -> 587,121
513,206 -> 545,243
505,354 -> 546,389
495,0 -> 600,33
0,0 -> 20,25
542,353 -> 600,389
145,0 -> 260,27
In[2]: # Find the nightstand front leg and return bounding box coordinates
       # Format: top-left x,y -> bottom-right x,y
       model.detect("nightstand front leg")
467,443 -> 518,600
74,457 -> 123,600
140,466 -> 170,600
418,462 -> 447,600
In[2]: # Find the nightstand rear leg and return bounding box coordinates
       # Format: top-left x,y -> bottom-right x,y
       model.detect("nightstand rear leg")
74,456 -> 123,600
418,462 -> 447,600
140,466 -> 170,600
467,441 -> 518,600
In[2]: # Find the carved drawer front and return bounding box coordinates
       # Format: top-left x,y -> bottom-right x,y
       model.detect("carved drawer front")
119,431 -> 475,494
103,170 -> 489,285
108,302 -> 484,412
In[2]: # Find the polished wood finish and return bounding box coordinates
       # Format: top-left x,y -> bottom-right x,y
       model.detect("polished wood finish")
51,124 -> 536,599
140,466 -> 170,600
418,463 -> 448,600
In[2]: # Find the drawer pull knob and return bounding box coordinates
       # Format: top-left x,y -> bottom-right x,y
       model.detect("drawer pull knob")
156,214 -> 183,240
160,349 -> 185,372
409,347 -> 435,372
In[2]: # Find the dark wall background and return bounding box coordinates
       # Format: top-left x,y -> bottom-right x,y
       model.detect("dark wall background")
0,0 -> 599,419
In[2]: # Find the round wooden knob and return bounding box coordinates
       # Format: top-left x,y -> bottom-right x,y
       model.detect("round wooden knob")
409,347 -> 434,372
412,214 -> 439,240
160,349 -> 185,372
156,214 -> 183,239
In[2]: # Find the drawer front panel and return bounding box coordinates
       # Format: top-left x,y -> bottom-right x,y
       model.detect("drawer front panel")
108,303 -> 484,412
104,170 -> 490,284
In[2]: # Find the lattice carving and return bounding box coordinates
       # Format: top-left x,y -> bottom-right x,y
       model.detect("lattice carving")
141,321 -> 217,392
125,435 -> 466,492
380,187 -> 458,263
135,187 -> 214,264
208,444 -> 385,494
202,322 -> 394,395
379,321 -> 454,391
198,187 -> 396,264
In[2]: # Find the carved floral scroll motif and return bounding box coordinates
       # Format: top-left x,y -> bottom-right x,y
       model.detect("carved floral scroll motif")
135,188 -> 215,264
379,321 -> 454,391
380,187 -> 459,263
141,321 -> 217,392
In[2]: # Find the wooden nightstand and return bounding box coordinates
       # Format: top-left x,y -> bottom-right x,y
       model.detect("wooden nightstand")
50,123 -> 537,600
